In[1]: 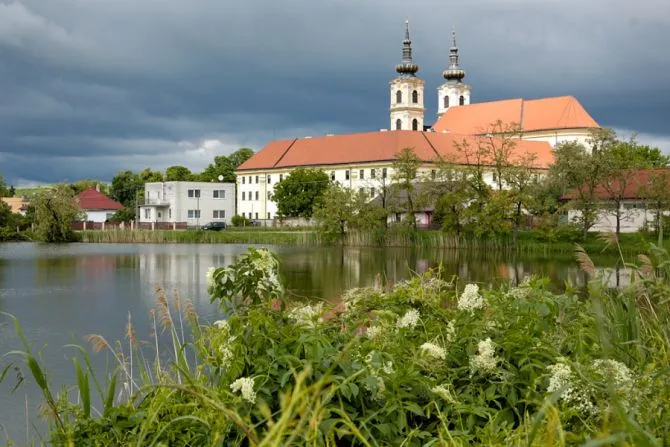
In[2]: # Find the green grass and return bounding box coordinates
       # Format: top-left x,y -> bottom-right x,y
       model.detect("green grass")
78,229 -> 318,245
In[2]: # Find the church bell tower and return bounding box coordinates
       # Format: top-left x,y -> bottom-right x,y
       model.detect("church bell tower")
437,31 -> 471,118
389,21 -> 425,131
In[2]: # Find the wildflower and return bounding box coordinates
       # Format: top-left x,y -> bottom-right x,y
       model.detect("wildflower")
547,362 -> 573,395
397,308 -> 420,329
366,325 -> 382,339
288,303 -> 323,328
382,361 -> 393,375
230,377 -> 256,404
206,267 -> 217,288
364,375 -> 386,399
431,384 -> 457,404
420,342 -> 446,360
546,361 -> 596,415
470,338 -> 498,373
213,319 -> 229,330
593,359 -> 634,394
445,321 -> 456,342
457,284 -> 485,312
219,345 -> 233,368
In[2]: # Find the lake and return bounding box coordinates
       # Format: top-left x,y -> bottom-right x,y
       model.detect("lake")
0,242 -> 597,440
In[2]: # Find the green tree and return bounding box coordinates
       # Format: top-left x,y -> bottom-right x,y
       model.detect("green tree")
165,165 -> 193,181
0,200 -> 12,227
0,175 -> 9,197
69,180 -> 109,195
314,185 -> 386,242
431,162 -> 469,235
640,170 -> 670,244
271,168 -> 330,219
139,168 -> 164,183
199,148 -> 255,182
110,207 -> 136,223
392,147 -> 423,230
33,185 -> 82,242
8,185 -> 15,197
632,143 -> 670,168
110,171 -> 143,208
504,153 -> 540,244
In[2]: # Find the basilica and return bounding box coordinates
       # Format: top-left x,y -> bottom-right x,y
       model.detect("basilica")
235,22 -> 600,222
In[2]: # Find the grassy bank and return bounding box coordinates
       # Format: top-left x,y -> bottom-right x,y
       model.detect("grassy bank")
79,229 -> 318,245
3,247 -> 670,445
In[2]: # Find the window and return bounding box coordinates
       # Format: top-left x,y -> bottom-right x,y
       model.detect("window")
267,212 -> 271,219
459,95 -> 465,106
492,172 -> 497,182
267,175 -> 271,184
431,169 -> 436,180
255,175 -> 259,184
370,187 -> 375,197
187,210 -> 201,219
412,119 -> 418,131
255,191 -> 259,200
444,96 -> 449,108
396,90 -> 402,103
371,168 -> 376,179
359,188 -> 364,195
412,90 -> 418,103
345,170 -> 350,180
279,174 -> 283,182
267,191 -> 271,200
144,208 -> 150,219
242,191 -> 246,200
168,209 -> 171,219
213,190 -> 226,199
382,168 -> 387,179
330,171 -> 335,181
242,177 -> 246,184
255,212 -> 258,219
248,176 -> 252,183
359,169 -> 364,180
395,119 -> 402,130
187,189 -> 200,198
213,210 -> 226,219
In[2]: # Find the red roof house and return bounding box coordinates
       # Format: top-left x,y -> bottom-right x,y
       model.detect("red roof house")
76,187 -> 123,222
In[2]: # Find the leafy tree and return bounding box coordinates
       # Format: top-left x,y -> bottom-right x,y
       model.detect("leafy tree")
111,171 -> 143,208
391,147 -> 423,230
640,170 -> 670,245
314,185 -> 386,242
271,168 -> 330,219
231,214 -> 250,227
431,162 -> 469,235
632,143 -> 670,168
139,168 -> 164,182
69,180 -> 109,195
0,175 -> 9,197
110,207 -> 136,223
199,148 -> 254,182
477,120 -> 522,191
0,200 -> 12,227
32,185 -> 82,242
504,153 -> 540,244
165,165 -> 193,181
8,185 -> 15,197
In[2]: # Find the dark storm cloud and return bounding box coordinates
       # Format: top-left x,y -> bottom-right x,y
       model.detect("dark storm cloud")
0,0 -> 668,185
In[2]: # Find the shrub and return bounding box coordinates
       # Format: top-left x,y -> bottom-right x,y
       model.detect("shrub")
231,214 -> 250,227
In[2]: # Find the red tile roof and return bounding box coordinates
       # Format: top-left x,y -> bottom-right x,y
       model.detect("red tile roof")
237,130 -> 554,171
561,168 -> 670,201
77,188 -> 123,211
433,96 -> 599,134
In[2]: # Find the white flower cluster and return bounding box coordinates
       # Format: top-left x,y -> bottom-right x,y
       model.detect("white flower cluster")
251,249 -> 284,297
547,361 -> 595,415
213,319 -> 229,330
206,267 -> 217,288
593,359 -> 634,395
230,377 -> 256,404
457,284 -> 485,312
366,325 -> 382,339
288,303 -> 324,328
397,308 -> 420,329
445,321 -> 456,343
211,319 -> 235,369
469,338 -> 499,374
364,375 -> 386,399
431,384 -> 458,404
420,342 -> 446,360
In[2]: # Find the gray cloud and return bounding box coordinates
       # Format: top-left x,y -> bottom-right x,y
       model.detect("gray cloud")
0,0 -> 669,185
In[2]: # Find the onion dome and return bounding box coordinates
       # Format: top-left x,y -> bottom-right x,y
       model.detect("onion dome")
442,30 -> 466,82
395,20 -> 419,77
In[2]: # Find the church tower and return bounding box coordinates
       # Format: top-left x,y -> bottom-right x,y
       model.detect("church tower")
437,31 -> 471,118
389,21 -> 425,131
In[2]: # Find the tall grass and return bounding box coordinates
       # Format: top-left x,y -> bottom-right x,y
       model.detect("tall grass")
79,229 -> 318,245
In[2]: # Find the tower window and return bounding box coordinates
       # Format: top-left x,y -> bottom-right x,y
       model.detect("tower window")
444,96 -> 449,108
412,90 -> 418,103
395,119 -> 402,130
412,119 -> 418,131
459,95 -> 465,106
396,90 -> 402,104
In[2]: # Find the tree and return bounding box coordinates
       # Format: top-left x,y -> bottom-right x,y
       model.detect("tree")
431,161 -> 469,235
198,148 -> 254,183
314,185 -> 386,242
477,120 -> 522,191
165,165 -> 193,181
392,147 -> 423,230
8,185 -> 15,197
69,180 -> 109,195
111,171 -> 143,207
271,168 -> 330,219
632,143 -> 670,168
110,207 -> 136,223
139,168 -> 164,183
640,170 -> 670,245
504,153 -> 540,244
32,185 -> 82,242
0,175 -> 9,197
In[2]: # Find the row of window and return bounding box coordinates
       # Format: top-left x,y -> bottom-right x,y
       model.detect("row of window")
443,95 -> 466,108
240,191 -> 271,201
240,212 -> 272,220
396,90 -> 420,104
186,189 -> 227,199
241,174 -> 284,185
395,118 -> 420,131
334,167 -> 389,182
185,210 -> 227,219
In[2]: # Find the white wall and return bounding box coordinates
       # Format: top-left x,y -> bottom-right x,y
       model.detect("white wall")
140,181 -> 236,226
436,82 -> 471,118
84,210 -> 116,223
522,129 -> 593,149
389,77 -> 425,131
567,201 -> 659,233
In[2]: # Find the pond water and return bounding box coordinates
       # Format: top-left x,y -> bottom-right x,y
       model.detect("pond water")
0,242 -> 604,440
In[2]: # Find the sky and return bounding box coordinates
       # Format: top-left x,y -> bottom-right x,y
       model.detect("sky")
1,0 -> 669,186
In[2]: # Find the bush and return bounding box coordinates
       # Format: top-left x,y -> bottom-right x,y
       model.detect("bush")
4,247 -> 670,445
231,214 -> 250,227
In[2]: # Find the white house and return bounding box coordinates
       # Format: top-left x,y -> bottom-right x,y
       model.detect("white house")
76,187 -> 123,222
139,181 -> 236,227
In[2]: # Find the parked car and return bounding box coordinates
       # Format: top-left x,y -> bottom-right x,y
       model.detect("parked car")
201,221 -> 226,231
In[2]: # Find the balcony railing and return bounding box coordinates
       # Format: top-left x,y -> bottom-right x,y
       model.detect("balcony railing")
141,198 -> 170,206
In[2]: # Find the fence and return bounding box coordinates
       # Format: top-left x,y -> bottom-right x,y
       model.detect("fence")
73,221 -> 188,231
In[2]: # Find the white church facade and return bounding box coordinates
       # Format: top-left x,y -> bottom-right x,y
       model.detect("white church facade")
235,22 -> 600,221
